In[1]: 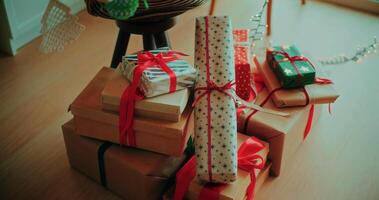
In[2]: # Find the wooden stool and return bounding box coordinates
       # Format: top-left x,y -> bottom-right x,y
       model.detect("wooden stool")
110,17 -> 176,68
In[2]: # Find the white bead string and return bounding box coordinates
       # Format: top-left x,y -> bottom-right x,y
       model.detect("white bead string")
319,37 -> 378,65
249,0 -> 268,46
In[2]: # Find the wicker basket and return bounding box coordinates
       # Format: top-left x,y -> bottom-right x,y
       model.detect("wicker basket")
85,0 -> 208,22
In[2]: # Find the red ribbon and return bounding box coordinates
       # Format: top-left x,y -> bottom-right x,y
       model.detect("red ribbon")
303,104 -> 315,140
193,81 -> 236,107
237,137 -> 265,200
204,16 -> 213,181
173,137 -> 266,200
173,156 -> 196,200
118,50 -> 186,146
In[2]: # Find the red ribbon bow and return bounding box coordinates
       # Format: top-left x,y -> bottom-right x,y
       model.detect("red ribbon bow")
119,50 -> 186,146
193,80 -> 236,107
173,137 -> 266,200
237,137 -> 265,200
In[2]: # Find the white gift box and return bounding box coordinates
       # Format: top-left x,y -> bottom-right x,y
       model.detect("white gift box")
194,16 -> 238,184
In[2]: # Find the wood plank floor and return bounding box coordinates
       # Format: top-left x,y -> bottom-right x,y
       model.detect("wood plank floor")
1,0 -> 379,199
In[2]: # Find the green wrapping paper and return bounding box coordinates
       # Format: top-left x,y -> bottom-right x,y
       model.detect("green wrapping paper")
266,45 -> 315,89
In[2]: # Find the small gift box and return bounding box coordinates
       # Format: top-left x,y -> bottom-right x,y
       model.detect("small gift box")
194,16 -> 237,183
266,45 -> 316,89
237,87 -> 323,176
62,120 -> 187,200
233,28 -> 254,101
119,47 -> 196,98
70,67 -> 194,156
233,29 -> 250,46
101,68 -> 190,122
171,133 -> 270,200
258,59 -> 339,108
234,45 -> 252,101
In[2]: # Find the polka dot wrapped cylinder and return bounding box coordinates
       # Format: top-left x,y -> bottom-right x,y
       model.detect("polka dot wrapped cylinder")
194,16 -> 238,184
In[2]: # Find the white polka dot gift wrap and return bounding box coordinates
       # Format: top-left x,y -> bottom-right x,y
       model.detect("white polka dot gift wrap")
194,16 -> 238,184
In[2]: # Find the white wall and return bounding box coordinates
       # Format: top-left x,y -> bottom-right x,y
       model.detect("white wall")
0,0 -> 86,55
318,0 -> 379,15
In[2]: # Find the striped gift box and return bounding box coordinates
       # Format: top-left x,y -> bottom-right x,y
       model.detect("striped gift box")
119,47 -> 196,97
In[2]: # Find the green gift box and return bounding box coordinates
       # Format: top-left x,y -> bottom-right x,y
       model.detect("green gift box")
266,45 -> 315,89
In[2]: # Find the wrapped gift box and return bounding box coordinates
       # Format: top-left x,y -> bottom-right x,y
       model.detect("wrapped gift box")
237,89 -> 322,176
120,48 -> 196,98
234,45 -> 251,101
194,16 -> 237,183
266,45 -> 316,89
101,68 -> 190,122
70,67 -> 194,156
233,29 -> 250,46
258,59 -> 339,108
233,28 -> 253,101
62,120 -> 186,200
186,134 -> 271,200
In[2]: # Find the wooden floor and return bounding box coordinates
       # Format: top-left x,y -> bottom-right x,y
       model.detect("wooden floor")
1,0 -> 379,199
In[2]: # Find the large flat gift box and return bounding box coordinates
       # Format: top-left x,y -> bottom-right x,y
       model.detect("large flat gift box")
62,120 -> 187,200
237,89 -> 322,176
186,134 -> 271,200
70,67 -> 194,156
101,69 -> 190,122
258,59 -> 339,108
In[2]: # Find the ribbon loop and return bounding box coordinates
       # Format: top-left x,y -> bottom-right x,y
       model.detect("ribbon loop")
237,137 -> 266,200
192,81 -> 237,108
173,137 -> 267,200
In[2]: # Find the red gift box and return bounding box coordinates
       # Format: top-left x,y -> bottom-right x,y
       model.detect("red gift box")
233,29 -> 252,101
234,45 -> 252,101
233,29 -> 249,44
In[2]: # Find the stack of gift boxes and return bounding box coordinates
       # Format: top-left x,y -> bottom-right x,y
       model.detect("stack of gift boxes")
62,16 -> 339,200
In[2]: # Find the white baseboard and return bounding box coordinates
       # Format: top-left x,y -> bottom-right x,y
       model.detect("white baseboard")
1,0 -> 86,55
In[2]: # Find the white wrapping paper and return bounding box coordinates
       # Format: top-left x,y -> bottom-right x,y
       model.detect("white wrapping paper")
194,16 -> 237,184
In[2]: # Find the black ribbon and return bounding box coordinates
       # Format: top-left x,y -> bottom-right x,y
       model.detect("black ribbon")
97,142 -> 112,187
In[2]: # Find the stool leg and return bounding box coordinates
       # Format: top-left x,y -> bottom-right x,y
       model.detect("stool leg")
143,34 -> 156,50
110,29 -> 130,68
153,32 -> 170,48
266,0 -> 272,36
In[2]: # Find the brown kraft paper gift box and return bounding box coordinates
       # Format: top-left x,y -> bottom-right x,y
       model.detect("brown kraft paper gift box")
186,133 -> 271,200
237,89 -> 322,177
69,67 -> 194,156
62,120 -> 186,200
258,59 -> 339,108
101,69 -> 190,122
